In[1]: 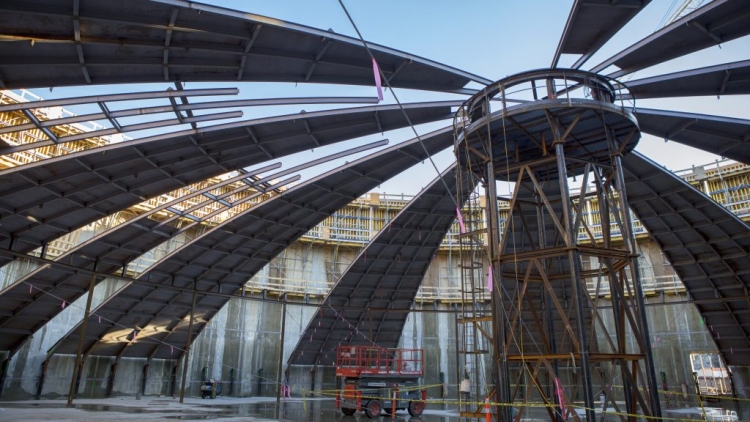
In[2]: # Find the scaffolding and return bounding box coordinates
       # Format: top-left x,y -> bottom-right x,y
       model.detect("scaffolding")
453,69 -> 661,421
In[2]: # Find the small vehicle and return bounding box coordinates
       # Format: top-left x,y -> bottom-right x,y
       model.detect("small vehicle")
335,346 -> 426,418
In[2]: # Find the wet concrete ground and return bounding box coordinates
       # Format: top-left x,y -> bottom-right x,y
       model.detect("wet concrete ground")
1,396 -> 743,421
0,396 -> 461,422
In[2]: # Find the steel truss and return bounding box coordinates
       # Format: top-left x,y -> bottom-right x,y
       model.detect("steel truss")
454,69 -> 661,421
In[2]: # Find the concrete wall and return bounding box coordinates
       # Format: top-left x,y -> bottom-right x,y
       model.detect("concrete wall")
0,239 -> 745,408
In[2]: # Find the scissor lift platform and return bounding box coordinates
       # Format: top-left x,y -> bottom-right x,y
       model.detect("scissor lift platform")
335,346 -> 426,418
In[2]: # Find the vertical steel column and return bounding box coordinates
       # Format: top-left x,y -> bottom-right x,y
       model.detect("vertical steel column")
0,358 -> 8,399
276,295 -> 287,410
611,146 -> 662,418
66,270 -> 97,407
453,303 -> 461,408
35,359 -> 50,399
106,360 -> 118,397
487,161 -> 510,422
555,143 -> 596,421
141,360 -> 150,397
179,290 -> 197,403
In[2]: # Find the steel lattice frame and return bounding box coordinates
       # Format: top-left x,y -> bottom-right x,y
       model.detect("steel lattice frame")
0,0 -> 748,416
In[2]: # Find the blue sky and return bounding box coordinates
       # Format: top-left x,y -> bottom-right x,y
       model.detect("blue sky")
25,0 -> 750,196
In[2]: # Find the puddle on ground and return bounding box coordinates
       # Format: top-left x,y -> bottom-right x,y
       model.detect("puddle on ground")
0,399 -> 485,421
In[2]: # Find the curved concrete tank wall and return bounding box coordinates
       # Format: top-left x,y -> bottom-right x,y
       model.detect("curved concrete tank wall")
0,239 -> 733,403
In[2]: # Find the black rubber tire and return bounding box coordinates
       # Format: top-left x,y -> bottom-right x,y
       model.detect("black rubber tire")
408,400 -> 425,417
365,400 -> 382,418
341,407 -> 356,416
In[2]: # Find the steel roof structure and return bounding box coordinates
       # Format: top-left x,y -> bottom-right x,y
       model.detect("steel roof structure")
47,127 -> 454,360
0,102 -> 456,266
553,0 -> 651,69
0,0 -> 490,91
0,0 -> 749,381
623,152 -> 750,365
290,164 -> 477,366
591,0 -> 750,76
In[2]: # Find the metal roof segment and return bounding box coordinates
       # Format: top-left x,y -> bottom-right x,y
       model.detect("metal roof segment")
623,151 -> 750,366
288,164 -> 477,366
0,0 -> 490,90
637,107 -> 750,165
590,0 -> 750,76
47,126 -> 454,359
552,0 -> 651,69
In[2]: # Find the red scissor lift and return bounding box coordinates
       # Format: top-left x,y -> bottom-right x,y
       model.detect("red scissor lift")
335,345 -> 426,418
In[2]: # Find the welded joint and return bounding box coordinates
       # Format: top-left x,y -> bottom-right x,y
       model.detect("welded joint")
97,101 -> 122,131
72,0 -> 91,84
302,119 -> 320,146
163,9 -> 179,81
237,24 -> 263,80
666,118 -> 697,140
22,109 -> 58,143
688,20 -> 722,45
386,60 -> 411,84
305,38 -> 333,82
718,70 -> 731,98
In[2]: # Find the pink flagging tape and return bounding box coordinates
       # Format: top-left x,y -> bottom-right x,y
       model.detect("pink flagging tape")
456,207 -> 466,233
554,377 -> 568,420
486,265 -> 493,292
372,58 -> 383,101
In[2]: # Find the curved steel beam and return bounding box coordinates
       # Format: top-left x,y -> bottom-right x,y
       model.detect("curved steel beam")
0,0 -> 490,89
552,0 -> 651,69
619,60 -> 750,100
622,151 -> 750,366
638,107 -> 750,164
0,102 -> 458,266
591,0 -> 750,76
46,126 -> 455,360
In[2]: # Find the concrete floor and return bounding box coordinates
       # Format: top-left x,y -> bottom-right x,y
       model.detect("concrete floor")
1,396 -> 742,421
0,396 -> 459,422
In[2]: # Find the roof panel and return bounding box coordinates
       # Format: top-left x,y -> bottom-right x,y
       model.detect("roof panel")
553,0 -> 651,68
0,0 -> 489,90
47,127 -> 454,359
0,102 -> 455,266
288,164 -> 477,365
622,151 -> 750,366
622,60 -> 750,100
637,108 -> 750,165
591,0 -> 750,76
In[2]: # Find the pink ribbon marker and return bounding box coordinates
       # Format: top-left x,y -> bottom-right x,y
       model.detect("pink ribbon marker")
486,265 -> 493,292
456,207 -> 466,233
61,300 -> 66,309
372,58 -> 383,101
554,377 -> 567,419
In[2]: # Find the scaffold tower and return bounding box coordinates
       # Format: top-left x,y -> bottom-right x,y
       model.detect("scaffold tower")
453,69 -> 662,421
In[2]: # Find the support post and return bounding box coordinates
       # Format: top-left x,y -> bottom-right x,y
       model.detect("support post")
106,360 -> 119,397
36,359 -> 49,399
179,290 -> 197,403
141,360 -> 150,397
611,146 -> 662,418
276,295 -> 287,410
0,358 -> 8,399
67,270 -> 97,407
555,142 -> 596,422
486,159 -> 509,421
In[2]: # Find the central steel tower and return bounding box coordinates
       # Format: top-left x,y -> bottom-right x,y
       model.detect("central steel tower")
454,69 -> 662,421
